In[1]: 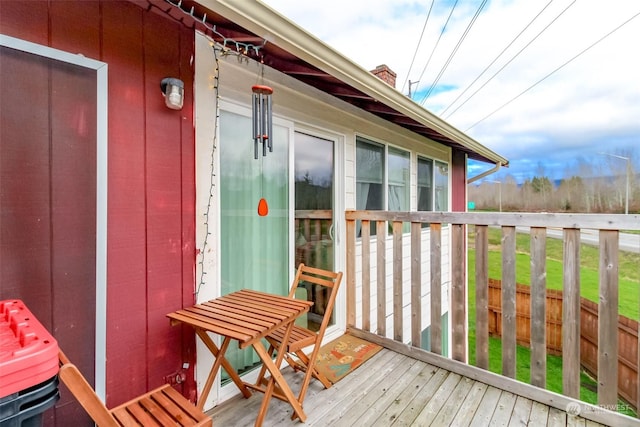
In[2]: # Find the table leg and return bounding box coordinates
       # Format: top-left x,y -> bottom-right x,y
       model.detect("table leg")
195,329 -> 251,411
251,322 -> 306,426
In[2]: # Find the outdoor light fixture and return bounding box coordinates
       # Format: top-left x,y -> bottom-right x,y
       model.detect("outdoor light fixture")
160,77 -> 184,110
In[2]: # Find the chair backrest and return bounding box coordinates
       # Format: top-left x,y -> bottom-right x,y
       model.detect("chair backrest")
290,263 -> 343,335
58,351 -> 120,427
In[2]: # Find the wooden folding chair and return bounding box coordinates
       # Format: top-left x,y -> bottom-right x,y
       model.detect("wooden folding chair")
255,264 -> 343,411
58,350 -> 211,426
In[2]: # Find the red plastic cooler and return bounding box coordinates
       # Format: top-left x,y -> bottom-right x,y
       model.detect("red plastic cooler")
0,300 -> 59,398
0,300 -> 59,426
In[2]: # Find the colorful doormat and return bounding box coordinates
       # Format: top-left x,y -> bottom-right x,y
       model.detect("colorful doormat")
315,334 -> 382,384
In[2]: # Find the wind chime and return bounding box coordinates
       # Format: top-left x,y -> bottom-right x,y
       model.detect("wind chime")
252,84 -> 273,216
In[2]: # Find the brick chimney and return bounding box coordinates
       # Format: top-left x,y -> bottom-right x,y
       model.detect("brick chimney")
370,64 -> 397,88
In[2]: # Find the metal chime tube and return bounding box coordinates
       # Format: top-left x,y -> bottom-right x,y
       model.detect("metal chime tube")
261,94 -> 267,157
251,85 -> 273,159
267,94 -> 273,152
252,93 -> 259,159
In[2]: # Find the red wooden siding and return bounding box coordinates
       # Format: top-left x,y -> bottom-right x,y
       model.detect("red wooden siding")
451,149 -> 467,212
1,45 -> 98,425
1,1 -> 196,423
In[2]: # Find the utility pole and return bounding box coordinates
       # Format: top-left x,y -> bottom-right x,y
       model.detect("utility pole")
599,152 -> 630,214
408,80 -> 419,99
487,180 -> 502,212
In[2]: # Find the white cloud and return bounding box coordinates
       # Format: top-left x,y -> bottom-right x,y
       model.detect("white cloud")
262,0 -> 640,181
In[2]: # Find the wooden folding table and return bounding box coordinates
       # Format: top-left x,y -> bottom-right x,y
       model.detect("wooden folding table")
167,289 -> 313,426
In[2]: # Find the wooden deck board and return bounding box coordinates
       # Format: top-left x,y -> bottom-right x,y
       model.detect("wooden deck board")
470,386 -> 503,426
490,390 -> 518,426
390,368 -> 450,426
331,358 -> 422,426
370,362 -> 440,426
207,347 -> 636,426
449,381 -> 489,426
412,372 -> 462,425
430,376 -> 474,426
508,396 -> 533,426
329,356 -> 420,426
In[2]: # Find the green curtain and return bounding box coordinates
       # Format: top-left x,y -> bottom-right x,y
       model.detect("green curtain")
219,110 -> 289,379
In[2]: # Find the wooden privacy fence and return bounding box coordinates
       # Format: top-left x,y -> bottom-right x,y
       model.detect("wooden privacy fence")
488,278 -> 639,409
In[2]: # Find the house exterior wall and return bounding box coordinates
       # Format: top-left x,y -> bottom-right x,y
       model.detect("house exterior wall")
195,33 -> 457,401
451,149 -> 468,211
0,0 -> 197,418
2,0 -> 470,415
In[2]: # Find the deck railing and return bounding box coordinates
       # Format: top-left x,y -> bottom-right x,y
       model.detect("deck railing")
345,210 -> 640,413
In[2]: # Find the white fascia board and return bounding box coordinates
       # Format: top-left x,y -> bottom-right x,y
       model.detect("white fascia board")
200,0 -> 508,166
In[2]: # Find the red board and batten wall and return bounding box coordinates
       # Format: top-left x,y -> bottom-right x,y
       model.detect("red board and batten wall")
0,0 -> 197,420
451,150 -> 468,212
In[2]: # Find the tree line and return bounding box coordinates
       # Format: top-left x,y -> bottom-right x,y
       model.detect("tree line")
469,151 -> 638,214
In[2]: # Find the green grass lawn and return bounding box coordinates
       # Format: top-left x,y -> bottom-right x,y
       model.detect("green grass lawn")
469,227 -> 640,320
467,227 -> 638,416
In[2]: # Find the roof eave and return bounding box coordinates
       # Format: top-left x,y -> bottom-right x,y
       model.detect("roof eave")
197,0 -> 509,167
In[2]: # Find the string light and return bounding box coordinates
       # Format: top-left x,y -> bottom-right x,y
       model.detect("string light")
164,0 -> 266,59
195,42 -> 221,298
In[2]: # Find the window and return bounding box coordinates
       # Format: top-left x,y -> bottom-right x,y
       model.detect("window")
417,156 -> 433,211
388,147 -> 410,212
356,138 -> 384,211
356,137 -> 410,212
435,161 -> 449,211
356,137 -> 410,235
417,156 -> 449,213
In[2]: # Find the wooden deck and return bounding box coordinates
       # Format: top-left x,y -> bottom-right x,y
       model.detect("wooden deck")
207,334 -> 637,426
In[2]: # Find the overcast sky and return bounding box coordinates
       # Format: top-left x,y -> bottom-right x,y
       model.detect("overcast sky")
261,0 -> 640,183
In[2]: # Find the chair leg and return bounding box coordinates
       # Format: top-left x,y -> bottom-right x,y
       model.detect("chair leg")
288,348 -> 329,423
281,351 -> 301,372
255,343 -> 276,387
296,350 -> 331,390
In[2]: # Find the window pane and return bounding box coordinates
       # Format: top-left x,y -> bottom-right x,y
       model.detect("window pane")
356,139 -> 383,210
417,157 -> 433,211
356,139 -> 383,184
435,161 -> 449,211
388,147 -> 409,212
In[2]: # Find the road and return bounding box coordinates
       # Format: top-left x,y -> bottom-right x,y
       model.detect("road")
515,227 -> 640,253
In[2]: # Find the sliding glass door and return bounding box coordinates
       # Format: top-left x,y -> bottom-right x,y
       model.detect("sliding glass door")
219,109 -> 289,379
294,132 -> 335,332
218,116 -> 338,378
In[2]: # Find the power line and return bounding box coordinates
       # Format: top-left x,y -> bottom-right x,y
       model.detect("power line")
413,0 -> 460,97
465,10 -> 640,132
401,0 -> 435,96
439,0 -> 555,117
446,0 -> 577,120
419,0 -> 488,105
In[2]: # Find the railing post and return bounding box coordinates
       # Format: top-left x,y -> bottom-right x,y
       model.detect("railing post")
563,228 -> 581,399
598,230 -> 619,406
501,226 -> 516,379
530,227 -> 547,388
451,223 -> 466,362
346,218 -> 356,329
430,223 -> 442,355
392,221 -> 403,342
376,220 -> 386,337
475,225 -> 488,369
361,220 -> 371,332
411,221 -> 422,348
